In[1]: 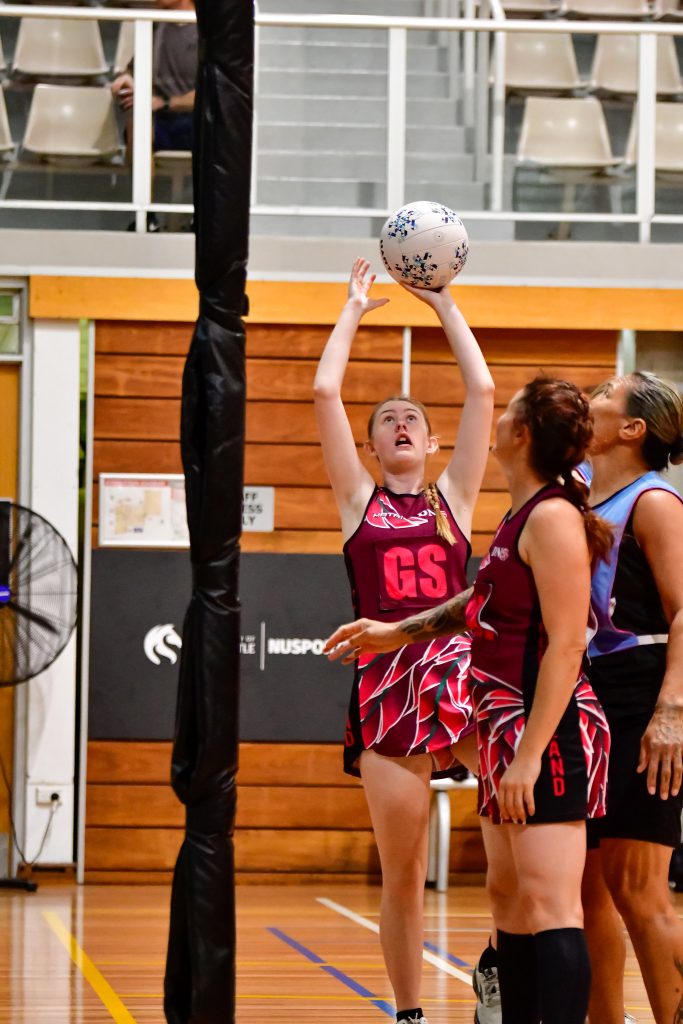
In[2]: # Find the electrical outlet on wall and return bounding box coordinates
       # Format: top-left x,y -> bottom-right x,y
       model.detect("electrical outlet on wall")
35,787 -> 64,806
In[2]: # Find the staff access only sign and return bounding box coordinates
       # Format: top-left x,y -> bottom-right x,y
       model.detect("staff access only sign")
99,473 -> 274,546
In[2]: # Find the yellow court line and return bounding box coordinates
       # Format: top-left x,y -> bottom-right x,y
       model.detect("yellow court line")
42,912 -> 138,1024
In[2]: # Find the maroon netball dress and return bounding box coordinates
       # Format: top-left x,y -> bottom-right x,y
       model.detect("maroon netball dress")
343,485 -> 474,778
466,484 -> 610,824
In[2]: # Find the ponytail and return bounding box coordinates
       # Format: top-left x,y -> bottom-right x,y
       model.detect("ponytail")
424,482 -> 456,546
560,470 -> 613,565
514,376 -> 613,565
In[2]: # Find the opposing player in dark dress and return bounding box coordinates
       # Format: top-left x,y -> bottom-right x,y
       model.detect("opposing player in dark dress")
314,258 -> 494,1024
326,377 -> 613,1024
580,372 -> 683,1024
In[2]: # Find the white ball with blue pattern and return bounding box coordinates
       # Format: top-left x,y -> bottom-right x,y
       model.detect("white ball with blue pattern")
379,200 -> 469,290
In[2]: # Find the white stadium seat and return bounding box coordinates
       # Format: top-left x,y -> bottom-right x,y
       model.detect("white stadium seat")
23,85 -> 121,166
13,18 -> 108,78
590,33 -> 682,97
517,96 -> 619,170
503,32 -> 582,93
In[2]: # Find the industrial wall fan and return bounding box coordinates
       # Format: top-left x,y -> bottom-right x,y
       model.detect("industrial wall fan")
0,499 -> 78,890
0,500 -> 77,686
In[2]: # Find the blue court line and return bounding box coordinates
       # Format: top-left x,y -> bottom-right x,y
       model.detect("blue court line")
268,927 -> 324,964
267,927 -> 395,1016
422,940 -> 471,969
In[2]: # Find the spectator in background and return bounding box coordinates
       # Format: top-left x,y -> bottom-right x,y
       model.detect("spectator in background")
111,0 -> 197,154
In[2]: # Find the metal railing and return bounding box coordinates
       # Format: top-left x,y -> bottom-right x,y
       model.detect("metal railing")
0,3 -> 681,241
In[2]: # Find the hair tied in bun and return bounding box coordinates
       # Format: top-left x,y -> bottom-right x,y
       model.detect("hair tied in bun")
670,434 -> 683,467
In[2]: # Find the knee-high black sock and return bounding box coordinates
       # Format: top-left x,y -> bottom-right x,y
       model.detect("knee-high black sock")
497,929 -> 540,1024
533,927 -> 591,1024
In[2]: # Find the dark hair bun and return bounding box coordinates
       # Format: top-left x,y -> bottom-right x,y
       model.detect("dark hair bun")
670,434 -> 683,467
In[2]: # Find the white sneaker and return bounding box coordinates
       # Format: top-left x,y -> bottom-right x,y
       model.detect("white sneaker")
586,1013 -> 638,1023
398,1017 -> 428,1024
472,963 -> 502,1024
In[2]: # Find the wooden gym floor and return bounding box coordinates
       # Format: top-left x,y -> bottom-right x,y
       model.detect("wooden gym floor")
0,882 -> 678,1023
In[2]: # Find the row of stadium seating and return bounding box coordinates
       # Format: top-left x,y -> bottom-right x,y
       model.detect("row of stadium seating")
503,31 -> 682,95
1,83 -> 680,180
503,0 -> 682,17
0,17 -> 681,94
517,95 -> 683,174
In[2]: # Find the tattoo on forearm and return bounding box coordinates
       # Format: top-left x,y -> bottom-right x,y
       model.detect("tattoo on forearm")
401,587 -> 473,642
651,702 -> 683,745
675,957 -> 683,1024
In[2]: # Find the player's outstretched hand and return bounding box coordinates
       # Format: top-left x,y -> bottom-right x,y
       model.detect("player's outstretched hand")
400,281 -> 455,315
323,618 -> 404,664
347,258 -> 389,317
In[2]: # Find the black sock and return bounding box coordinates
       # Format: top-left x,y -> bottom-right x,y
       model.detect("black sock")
396,1009 -> 423,1023
477,938 -> 498,972
497,929 -> 540,1024
533,927 -> 591,1024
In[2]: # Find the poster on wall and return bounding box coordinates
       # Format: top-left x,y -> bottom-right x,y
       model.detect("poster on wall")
99,474 -> 274,546
88,549 -> 353,742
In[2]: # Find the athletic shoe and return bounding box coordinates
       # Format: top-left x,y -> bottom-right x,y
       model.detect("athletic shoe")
472,962 -> 502,1024
624,1014 -> 638,1023
397,1017 -> 428,1024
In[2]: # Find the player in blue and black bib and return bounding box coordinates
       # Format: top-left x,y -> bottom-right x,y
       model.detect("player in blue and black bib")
580,372 -> 683,1024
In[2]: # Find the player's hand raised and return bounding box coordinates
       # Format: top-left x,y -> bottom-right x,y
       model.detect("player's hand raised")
346,258 -> 389,317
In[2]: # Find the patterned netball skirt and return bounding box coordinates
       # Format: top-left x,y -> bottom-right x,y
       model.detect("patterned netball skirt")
343,632 -> 474,779
471,669 -> 611,825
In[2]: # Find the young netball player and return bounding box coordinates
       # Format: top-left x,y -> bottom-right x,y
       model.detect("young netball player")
580,371 -> 683,1024
313,258 -> 494,1024
325,377 -> 613,1024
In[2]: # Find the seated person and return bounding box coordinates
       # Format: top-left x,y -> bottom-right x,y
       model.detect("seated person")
112,0 -> 197,153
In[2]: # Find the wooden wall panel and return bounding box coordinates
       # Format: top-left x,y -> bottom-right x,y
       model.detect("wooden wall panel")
88,741 -> 357,787
32,276 -> 683,329
86,783 -> 372,829
95,354 -> 612,406
91,441 -> 510,489
85,741 -> 483,882
93,320 -> 617,555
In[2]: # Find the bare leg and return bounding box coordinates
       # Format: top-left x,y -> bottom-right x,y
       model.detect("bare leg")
482,821 -> 590,1024
507,820 -> 586,932
360,749 -> 432,1013
480,818 -> 521,931
582,847 -> 626,1024
511,821 -> 589,1024
451,730 -> 480,775
602,838 -> 683,1024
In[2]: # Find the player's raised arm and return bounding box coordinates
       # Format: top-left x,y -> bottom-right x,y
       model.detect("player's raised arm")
402,283 -> 494,538
313,259 -> 387,539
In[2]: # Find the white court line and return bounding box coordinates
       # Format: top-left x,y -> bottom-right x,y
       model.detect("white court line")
316,897 -> 473,987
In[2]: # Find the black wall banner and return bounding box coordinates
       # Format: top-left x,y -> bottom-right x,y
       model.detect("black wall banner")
88,549 -> 354,743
